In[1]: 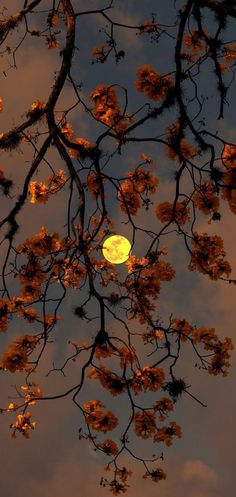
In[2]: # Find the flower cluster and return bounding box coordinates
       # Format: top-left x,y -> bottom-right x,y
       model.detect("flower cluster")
46,33 -> 60,49
115,468 -> 132,484
153,421 -> 182,446
138,19 -> 159,37
18,259 -> 46,302
171,318 -> 195,343
153,397 -> 174,421
0,335 -> 38,372
221,167 -> 236,214
107,480 -> 129,495
97,439 -> 119,456
29,169 -> 67,204
87,171 -> 106,199
60,121 -> 74,140
29,181 -> 49,204
223,43 -> 236,63
47,169 -> 67,193
125,255 -> 175,323
17,227 -> 62,257
83,400 -> 119,433
91,257 -> 118,287
63,259 -> 87,289
90,85 -> 129,134
193,327 -> 234,376
166,139 -> 198,161
101,467 -> 132,496
20,383 -> 42,405
222,144 -> 236,169
118,167 -> 159,215
16,226 -> 87,297
0,298 -> 14,332
17,306 -> 40,323
69,137 -> 97,159
133,409 -> 181,445
118,345 -> 137,368
188,232 -> 231,280
142,468 -> 166,482
92,43 -> 110,63
27,99 -> 46,119
10,412 -> 36,438
156,200 -> 190,225
165,121 -> 198,162
183,29 -> 208,54
193,180 -> 219,214
221,144 -> 236,213
141,327 -> 164,344
207,337 -> 234,376
134,411 -> 157,439
87,366 -> 126,396
130,366 -> 165,395
94,342 -> 113,360
135,64 -> 173,101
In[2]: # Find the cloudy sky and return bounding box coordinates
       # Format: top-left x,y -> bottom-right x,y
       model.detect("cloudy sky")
0,1 -> 235,496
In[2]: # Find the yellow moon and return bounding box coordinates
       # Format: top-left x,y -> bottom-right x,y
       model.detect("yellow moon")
102,235 -> 131,264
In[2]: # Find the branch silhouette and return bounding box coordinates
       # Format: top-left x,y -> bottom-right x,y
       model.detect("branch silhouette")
0,0 -> 235,493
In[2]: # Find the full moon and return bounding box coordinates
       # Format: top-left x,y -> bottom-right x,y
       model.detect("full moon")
102,235 -> 131,264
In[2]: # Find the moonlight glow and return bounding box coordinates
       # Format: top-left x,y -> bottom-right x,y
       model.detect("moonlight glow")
102,235 -> 131,264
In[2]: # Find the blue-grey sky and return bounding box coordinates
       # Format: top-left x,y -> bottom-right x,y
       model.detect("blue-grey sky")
0,1 -> 235,496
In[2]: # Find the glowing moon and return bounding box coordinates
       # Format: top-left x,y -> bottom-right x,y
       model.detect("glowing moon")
102,235 -> 131,264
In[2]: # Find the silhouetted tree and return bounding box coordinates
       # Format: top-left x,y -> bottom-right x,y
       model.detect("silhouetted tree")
0,0 -> 235,493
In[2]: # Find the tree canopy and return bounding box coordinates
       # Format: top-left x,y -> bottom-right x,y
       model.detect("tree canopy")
0,0 -> 235,494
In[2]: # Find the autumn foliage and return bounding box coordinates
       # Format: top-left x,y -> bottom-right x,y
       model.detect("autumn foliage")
0,0 -> 236,494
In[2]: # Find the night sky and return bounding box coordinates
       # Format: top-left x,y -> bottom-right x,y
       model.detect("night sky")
0,1 -> 235,496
